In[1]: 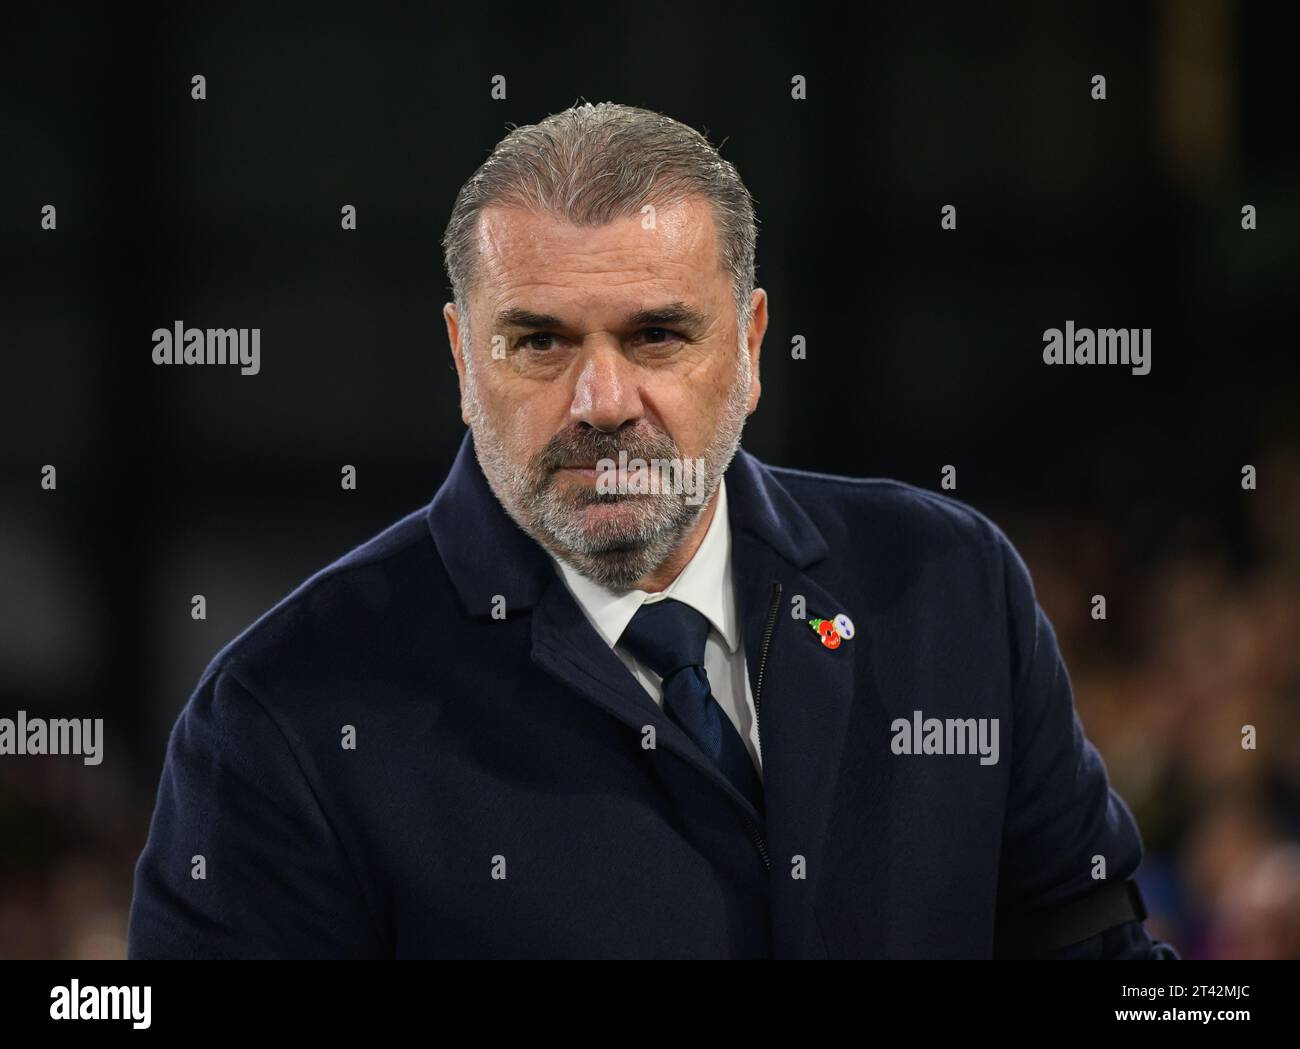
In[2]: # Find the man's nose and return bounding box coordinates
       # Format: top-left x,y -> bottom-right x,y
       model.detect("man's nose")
569,340 -> 643,432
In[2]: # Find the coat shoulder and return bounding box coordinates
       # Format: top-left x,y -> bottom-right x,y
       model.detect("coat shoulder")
764,462 -> 1013,560
192,502 -> 446,698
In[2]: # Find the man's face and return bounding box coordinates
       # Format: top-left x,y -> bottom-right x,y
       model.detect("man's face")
444,194 -> 766,590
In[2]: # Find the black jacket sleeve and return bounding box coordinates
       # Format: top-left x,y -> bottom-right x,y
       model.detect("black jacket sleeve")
128,666 -> 385,958
990,527 -> 1179,960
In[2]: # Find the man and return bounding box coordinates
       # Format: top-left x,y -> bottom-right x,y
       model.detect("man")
129,102 -> 1177,959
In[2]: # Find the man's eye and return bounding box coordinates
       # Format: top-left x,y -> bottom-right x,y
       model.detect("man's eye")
639,327 -> 679,345
518,329 -> 681,351
520,332 -> 558,351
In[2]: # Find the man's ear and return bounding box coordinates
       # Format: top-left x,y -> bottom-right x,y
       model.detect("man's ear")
745,288 -> 768,414
443,302 -> 469,426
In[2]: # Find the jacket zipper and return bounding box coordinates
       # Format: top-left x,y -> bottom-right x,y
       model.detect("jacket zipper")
744,581 -> 782,871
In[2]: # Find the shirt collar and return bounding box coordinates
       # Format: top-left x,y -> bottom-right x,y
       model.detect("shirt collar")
548,476 -> 741,654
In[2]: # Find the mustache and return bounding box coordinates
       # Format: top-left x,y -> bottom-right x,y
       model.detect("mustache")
536,428 -> 679,473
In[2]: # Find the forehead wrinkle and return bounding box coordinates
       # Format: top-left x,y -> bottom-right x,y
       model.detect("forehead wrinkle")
502,243 -> 696,276
473,203 -> 725,320
480,202 -> 711,261
490,268 -> 699,311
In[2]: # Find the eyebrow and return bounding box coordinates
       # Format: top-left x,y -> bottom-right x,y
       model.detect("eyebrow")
493,301 -> 709,334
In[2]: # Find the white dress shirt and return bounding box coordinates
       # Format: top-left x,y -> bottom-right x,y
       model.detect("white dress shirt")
546,477 -> 762,777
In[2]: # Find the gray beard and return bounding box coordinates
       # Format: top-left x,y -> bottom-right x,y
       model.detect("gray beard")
465,360 -> 751,591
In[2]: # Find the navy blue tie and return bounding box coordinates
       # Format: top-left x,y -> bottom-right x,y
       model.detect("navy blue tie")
619,598 -> 764,814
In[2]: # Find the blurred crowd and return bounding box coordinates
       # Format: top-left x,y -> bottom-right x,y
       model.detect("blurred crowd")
1012,442 -> 1300,959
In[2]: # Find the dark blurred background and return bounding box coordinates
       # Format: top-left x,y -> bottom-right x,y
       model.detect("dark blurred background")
2,1 -> 1297,959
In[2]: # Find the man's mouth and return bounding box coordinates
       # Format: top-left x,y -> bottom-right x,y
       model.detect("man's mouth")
556,463 -> 656,489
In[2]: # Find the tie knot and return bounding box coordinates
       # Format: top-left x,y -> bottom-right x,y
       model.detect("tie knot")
619,598 -> 710,680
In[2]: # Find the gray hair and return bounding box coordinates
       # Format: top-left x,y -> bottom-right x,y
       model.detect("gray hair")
441,101 -> 758,350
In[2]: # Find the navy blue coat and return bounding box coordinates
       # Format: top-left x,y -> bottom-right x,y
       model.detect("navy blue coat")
128,431 -> 1177,958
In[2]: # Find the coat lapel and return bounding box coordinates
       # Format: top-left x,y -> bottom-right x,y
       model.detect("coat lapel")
529,574 -> 766,826
726,453 -> 860,956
